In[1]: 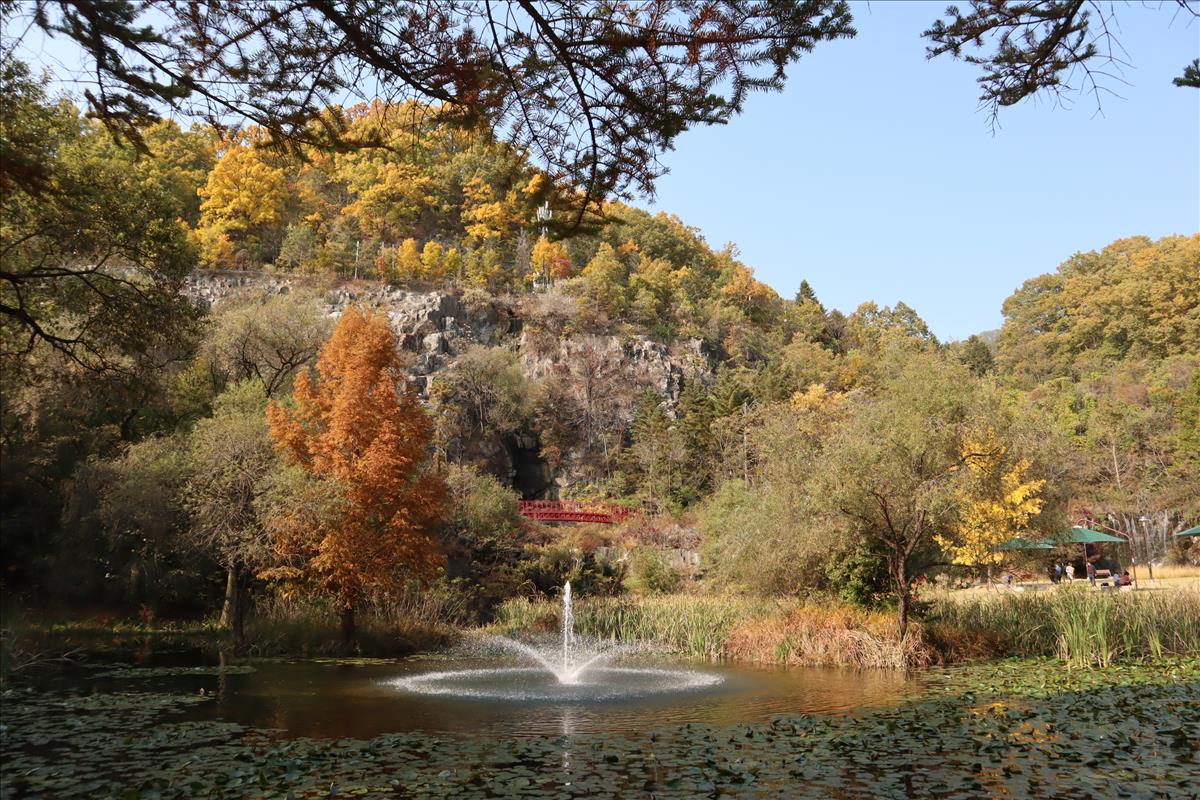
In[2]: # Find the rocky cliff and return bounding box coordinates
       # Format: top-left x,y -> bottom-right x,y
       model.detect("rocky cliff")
185,271 -> 717,496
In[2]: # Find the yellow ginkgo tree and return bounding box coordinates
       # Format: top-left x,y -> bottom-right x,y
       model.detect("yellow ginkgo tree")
937,430 -> 1046,569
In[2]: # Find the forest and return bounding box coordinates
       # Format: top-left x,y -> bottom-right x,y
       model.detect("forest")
2,57 -> 1198,650
3,3 -> 1199,797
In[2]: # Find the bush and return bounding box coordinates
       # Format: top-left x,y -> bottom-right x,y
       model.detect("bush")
824,539 -> 891,607
627,547 -> 681,595
440,465 -> 526,621
519,544 -> 625,598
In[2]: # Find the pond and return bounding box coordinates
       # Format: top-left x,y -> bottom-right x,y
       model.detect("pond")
3,646 -> 1197,798
53,651 -> 921,738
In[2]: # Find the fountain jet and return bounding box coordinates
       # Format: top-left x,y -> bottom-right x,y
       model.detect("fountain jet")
391,581 -> 722,700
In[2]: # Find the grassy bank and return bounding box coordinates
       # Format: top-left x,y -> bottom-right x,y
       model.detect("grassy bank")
1,592 -> 456,680
241,594 -> 455,657
494,588 -> 1200,668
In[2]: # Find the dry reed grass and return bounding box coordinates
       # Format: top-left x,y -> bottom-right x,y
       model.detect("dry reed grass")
725,604 -> 933,668
495,594 -> 930,668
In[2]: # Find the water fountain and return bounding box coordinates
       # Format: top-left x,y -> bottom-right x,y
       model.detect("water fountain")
391,581 -> 722,702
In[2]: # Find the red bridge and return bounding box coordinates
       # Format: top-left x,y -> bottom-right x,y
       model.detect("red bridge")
518,500 -> 636,524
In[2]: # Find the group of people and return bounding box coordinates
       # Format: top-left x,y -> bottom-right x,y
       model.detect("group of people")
1050,561 -> 1132,588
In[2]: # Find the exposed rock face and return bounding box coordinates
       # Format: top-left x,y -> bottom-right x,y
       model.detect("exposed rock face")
186,271 -> 716,494
184,271 -> 293,306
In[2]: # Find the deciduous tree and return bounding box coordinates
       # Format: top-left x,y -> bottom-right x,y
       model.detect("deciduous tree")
935,430 -> 1046,569
267,307 -> 445,642
184,381 -> 279,646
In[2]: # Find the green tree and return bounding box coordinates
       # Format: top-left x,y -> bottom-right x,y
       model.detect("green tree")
954,334 -> 996,376
204,291 -> 330,397
627,390 -> 686,507
92,435 -> 193,612
804,352 -> 1031,641
441,464 -> 526,620
183,381 -> 279,646
0,61 -> 197,372
429,346 -> 531,463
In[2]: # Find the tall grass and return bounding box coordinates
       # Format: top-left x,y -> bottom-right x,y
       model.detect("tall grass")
494,594 -> 930,668
244,593 -> 455,656
497,589 -> 1200,669
926,589 -> 1200,667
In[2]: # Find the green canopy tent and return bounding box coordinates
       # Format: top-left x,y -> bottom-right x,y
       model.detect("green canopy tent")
1067,526 -> 1126,544
1068,526 -> 1129,585
1175,525 -> 1200,537
995,537 -> 1057,551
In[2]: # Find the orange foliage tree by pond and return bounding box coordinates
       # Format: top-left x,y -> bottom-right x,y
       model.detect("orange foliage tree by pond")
268,307 -> 445,642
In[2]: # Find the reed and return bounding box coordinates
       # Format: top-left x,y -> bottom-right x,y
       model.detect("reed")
244,593 -> 455,656
494,594 -> 930,668
925,588 -> 1200,667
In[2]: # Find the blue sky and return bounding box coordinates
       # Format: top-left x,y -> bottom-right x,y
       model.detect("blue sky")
643,2 -> 1200,340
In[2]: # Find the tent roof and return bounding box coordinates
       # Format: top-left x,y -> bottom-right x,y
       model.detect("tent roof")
995,536 -> 1057,551
1176,525 -> 1200,537
1067,526 -> 1126,544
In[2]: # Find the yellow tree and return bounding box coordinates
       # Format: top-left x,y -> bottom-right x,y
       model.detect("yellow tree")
462,176 -> 525,244
937,430 -> 1046,569
267,307 -> 445,642
196,140 -> 290,266
397,238 -> 423,281
581,243 -> 629,316
420,241 -> 447,280
719,263 -> 781,324
529,236 -> 573,284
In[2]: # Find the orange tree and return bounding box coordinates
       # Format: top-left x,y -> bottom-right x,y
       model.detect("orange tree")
267,307 -> 444,642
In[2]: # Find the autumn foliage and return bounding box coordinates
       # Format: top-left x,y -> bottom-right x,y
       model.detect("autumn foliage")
267,307 -> 445,638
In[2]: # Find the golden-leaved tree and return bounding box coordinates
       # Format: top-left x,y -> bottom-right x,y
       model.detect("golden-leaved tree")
936,430 -> 1046,569
196,138 -> 290,266
267,307 -> 445,641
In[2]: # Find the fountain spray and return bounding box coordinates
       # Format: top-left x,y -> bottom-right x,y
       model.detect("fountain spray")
562,581 -> 574,675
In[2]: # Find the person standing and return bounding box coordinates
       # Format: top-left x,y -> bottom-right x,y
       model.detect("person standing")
1087,561 -> 1097,585
1066,563 -> 1075,583
1053,563 -> 1063,584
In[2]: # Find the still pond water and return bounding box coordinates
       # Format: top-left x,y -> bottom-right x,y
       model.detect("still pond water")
76,652 -> 918,738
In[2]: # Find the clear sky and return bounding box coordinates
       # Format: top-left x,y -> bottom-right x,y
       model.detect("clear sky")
643,2 -> 1200,340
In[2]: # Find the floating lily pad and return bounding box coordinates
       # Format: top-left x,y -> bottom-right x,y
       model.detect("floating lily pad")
2,658 -> 1197,798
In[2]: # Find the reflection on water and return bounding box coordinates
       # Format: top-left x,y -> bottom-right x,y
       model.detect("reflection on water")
163,657 -> 919,738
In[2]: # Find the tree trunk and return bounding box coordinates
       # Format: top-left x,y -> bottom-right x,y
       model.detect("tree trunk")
219,565 -> 237,628
340,603 -> 356,645
231,572 -> 247,650
220,565 -> 248,650
893,558 -> 911,644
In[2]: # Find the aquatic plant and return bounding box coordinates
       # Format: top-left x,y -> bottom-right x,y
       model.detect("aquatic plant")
1,659 -> 1196,798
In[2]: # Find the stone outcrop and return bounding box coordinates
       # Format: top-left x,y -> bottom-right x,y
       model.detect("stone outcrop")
185,271 -> 717,494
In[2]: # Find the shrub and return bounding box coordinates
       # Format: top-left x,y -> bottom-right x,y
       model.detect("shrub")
627,547 -> 682,595
519,544 -> 625,598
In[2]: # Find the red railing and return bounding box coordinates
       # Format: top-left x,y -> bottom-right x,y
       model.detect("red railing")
518,500 -> 636,524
